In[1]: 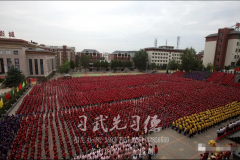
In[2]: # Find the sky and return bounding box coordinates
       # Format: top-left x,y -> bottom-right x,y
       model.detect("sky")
0,1 -> 239,53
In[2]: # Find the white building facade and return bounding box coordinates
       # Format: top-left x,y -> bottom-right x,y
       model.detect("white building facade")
145,46 -> 184,66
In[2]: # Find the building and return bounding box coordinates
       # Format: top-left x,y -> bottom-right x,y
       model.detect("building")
0,38 -> 56,82
197,51 -> 204,63
78,49 -> 102,62
102,52 -> 110,62
110,51 -> 136,61
40,44 -> 75,67
145,45 -> 184,66
203,27 -> 240,69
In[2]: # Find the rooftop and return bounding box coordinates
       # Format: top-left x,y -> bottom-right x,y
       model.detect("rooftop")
81,49 -> 100,53
144,47 -> 184,51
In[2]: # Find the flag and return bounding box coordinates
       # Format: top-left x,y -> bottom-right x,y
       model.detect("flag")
235,68 -> 239,72
0,98 -> 3,108
5,93 -> 11,101
212,69 -> 213,72
26,79 -> 28,84
17,86 -> 19,92
214,69 -> 216,72
12,90 -> 14,95
45,75 -> 47,78
22,82 -> 25,87
19,83 -> 22,90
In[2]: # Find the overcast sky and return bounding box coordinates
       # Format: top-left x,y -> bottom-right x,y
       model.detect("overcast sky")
0,1 -> 239,53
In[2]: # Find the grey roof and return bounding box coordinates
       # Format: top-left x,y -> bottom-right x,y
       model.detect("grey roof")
205,33 -> 218,38
228,31 -> 240,35
111,50 -> 137,54
159,46 -> 174,47
144,47 -> 184,51
81,49 -> 99,53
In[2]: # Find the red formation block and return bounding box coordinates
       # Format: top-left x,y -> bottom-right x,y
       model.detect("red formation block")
206,72 -> 226,83
219,73 -> 235,85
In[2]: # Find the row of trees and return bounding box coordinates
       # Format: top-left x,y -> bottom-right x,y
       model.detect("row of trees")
110,60 -> 133,70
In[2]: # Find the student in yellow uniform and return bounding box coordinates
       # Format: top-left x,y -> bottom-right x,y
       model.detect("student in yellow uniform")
184,127 -> 188,136
179,124 -> 182,134
172,121 -> 175,130
189,128 -> 192,138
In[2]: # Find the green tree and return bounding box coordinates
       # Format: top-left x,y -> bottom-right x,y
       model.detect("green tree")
80,53 -> 91,73
110,60 -> 118,71
168,60 -> 178,70
206,63 -> 213,71
215,66 -> 221,71
100,60 -> 105,69
104,61 -> 109,70
180,47 -> 198,72
197,62 -> 204,71
126,61 -> 133,69
150,63 -> 157,70
63,60 -> 71,73
5,65 -> 25,87
133,49 -> 148,71
58,65 -> 65,76
75,55 -> 80,67
70,60 -> 75,70
93,60 -> 101,71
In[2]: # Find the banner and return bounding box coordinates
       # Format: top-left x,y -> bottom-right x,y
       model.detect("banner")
31,78 -> 37,85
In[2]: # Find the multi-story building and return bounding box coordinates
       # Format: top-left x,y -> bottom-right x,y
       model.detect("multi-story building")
0,38 -> 56,82
40,44 -> 75,67
78,49 -> 102,62
203,26 -> 240,69
145,46 -> 184,66
110,51 -> 136,61
197,51 -> 204,63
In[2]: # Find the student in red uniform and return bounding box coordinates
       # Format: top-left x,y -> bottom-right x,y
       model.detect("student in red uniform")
154,145 -> 158,158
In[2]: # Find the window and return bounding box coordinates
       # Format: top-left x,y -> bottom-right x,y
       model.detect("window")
158,53 -> 160,55
35,59 -> 38,75
218,45 -> 221,49
217,52 -> 220,55
237,35 -> 240,38
231,62 -> 235,66
216,58 -> 219,62
7,58 -> 12,69
29,59 -> 33,75
235,55 -> 237,59
40,59 -> 44,75
14,51 -> 18,55
237,42 -> 239,46
6,50 -> 11,54
152,56 -> 154,58
14,58 -> 20,69
236,49 -> 238,52
152,53 -> 154,55
220,32 -> 223,36
219,39 -> 222,42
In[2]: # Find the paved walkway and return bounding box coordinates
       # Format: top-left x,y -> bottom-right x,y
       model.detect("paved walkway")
0,88 -> 12,94
148,118 -> 238,159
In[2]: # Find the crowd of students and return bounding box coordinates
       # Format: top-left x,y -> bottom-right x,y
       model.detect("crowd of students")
73,136 -> 159,160
1,74 -> 240,159
172,101 -> 240,138
217,119 -> 240,137
0,115 -> 22,159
